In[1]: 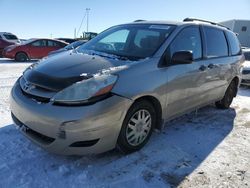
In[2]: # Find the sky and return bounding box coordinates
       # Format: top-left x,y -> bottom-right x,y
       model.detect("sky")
0,0 -> 250,39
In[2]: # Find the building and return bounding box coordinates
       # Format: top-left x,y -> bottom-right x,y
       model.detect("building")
220,20 -> 250,47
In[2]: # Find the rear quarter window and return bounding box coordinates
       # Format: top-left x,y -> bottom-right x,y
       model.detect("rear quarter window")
203,27 -> 228,58
226,31 -> 241,56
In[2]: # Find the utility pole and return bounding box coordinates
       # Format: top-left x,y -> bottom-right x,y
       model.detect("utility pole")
86,8 -> 90,32
76,8 -> 90,38
74,28 -> 76,38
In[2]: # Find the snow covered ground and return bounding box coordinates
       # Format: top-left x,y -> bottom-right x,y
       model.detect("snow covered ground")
0,58 -> 249,188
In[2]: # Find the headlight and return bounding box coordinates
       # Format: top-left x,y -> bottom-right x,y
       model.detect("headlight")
51,74 -> 118,105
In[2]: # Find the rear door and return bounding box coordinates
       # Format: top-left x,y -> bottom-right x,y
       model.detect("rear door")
164,26 -> 207,119
28,40 -> 47,59
201,26 -> 231,101
47,40 -> 63,54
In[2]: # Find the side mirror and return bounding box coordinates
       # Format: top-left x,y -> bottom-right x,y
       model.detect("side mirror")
171,51 -> 193,64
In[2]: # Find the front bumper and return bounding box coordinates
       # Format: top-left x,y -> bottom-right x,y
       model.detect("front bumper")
2,49 -> 15,59
10,81 -> 133,155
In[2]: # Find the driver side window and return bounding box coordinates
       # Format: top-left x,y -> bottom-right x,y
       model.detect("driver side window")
168,27 -> 202,62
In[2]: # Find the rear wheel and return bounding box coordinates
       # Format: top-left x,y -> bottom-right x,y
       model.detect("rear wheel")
15,52 -> 28,62
215,80 -> 237,109
117,100 -> 156,153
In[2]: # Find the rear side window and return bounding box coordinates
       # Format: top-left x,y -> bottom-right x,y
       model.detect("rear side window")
48,40 -> 58,47
31,40 -> 47,47
226,31 -> 241,56
204,27 -> 228,58
169,27 -> 202,60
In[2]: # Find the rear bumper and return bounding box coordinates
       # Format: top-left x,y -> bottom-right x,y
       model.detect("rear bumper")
10,81 -> 133,155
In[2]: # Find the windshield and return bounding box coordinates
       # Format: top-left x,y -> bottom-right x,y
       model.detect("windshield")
77,24 -> 176,60
4,34 -> 18,40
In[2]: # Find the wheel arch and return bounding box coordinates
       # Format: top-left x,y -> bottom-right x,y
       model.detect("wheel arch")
132,95 -> 163,130
15,51 -> 30,59
231,76 -> 240,97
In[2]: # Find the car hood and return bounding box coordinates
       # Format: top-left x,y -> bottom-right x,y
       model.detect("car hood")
23,51 -> 130,91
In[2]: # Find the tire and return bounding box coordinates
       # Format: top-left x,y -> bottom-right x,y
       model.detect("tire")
15,52 -> 28,62
117,100 -> 156,153
215,80 -> 237,109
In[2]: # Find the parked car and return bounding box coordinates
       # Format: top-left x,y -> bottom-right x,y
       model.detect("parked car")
0,39 -> 14,57
48,40 -> 87,56
56,38 -> 78,44
0,32 -> 21,44
10,18 -> 243,155
241,48 -> 250,86
3,38 -> 68,61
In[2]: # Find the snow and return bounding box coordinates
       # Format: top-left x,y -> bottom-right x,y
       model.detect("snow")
0,58 -> 249,187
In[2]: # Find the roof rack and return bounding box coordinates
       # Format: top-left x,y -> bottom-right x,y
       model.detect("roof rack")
183,18 -> 230,30
133,20 -> 146,22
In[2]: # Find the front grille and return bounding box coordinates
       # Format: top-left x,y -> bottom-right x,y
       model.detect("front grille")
12,113 -> 55,145
19,76 -> 54,103
26,128 -> 55,145
21,89 -> 50,103
69,139 -> 99,147
11,112 -> 22,127
242,69 -> 250,75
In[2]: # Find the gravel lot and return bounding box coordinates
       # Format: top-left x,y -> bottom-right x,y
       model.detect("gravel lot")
0,58 -> 249,188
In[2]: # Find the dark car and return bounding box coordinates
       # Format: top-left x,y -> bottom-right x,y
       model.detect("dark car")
48,40 -> 87,56
3,38 -> 68,61
0,39 -> 14,57
56,38 -> 78,44
241,48 -> 250,86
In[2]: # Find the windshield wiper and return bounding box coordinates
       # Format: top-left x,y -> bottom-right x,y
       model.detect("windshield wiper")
81,50 -> 142,61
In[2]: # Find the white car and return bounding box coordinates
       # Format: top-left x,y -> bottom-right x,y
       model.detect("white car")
242,48 -> 250,86
0,32 -> 21,44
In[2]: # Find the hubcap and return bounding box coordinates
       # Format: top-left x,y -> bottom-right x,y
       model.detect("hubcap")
126,109 -> 152,146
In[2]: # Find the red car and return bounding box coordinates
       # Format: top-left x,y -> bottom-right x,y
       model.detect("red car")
3,38 -> 68,61
0,39 -> 14,57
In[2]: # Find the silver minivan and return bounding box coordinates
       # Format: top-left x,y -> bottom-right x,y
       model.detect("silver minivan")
10,18 -> 244,155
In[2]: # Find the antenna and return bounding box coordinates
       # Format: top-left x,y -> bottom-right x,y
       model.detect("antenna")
86,8 -> 90,32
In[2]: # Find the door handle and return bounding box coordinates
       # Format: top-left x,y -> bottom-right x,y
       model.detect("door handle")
199,65 -> 207,71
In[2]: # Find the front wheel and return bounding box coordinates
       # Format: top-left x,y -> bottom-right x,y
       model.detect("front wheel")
215,80 -> 237,109
117,100 -> 156,154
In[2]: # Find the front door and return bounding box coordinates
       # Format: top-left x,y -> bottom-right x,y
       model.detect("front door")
164,26 -> 206,119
